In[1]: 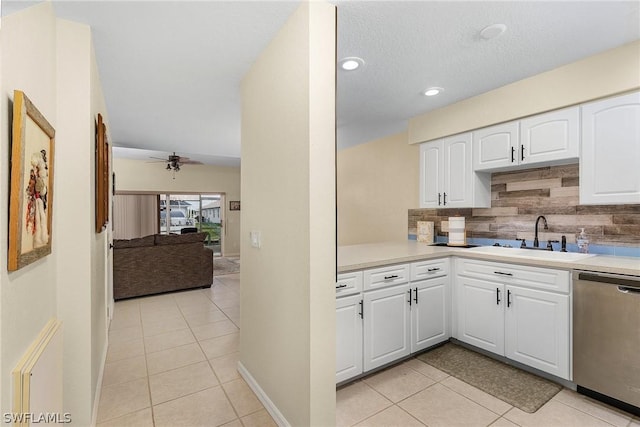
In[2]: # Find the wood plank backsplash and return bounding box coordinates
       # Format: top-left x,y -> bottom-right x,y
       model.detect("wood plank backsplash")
408,164 -> 640,246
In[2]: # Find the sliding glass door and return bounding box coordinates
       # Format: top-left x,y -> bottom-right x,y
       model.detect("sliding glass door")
159,193 -> 223,256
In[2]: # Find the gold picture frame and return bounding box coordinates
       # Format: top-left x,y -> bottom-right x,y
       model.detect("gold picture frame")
95,113 -> 109,232
8,90 -> 55,271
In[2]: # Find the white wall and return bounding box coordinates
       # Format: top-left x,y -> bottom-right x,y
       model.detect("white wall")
88,25 -> 110,422
0,4 -> 59,421
113,158 -> 241,256
409,40 -> 640,143
337,131 -> 418,245
0,5 -> 109,425
239,2 -> 336,425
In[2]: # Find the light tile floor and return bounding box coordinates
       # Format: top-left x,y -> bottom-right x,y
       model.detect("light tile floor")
338,358 -> 640,427
97,273 -> 277,427
100,273 -> 639,427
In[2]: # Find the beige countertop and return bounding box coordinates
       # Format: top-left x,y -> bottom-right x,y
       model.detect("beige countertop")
338,241 -> 640,276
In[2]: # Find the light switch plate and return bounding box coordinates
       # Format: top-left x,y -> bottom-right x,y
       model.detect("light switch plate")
250,231 -> 261,248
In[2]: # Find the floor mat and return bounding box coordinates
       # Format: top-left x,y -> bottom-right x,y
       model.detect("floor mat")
416,343 -> 562,413
213,257 -> 240,276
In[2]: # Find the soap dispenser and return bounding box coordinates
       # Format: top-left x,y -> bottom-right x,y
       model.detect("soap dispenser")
577,228 -> 589,254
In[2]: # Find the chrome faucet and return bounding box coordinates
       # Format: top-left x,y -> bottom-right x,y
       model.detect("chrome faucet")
533,215 -> 548,248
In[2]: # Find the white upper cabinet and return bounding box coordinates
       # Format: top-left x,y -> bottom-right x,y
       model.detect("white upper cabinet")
473,107 -> 579,172
580,91 -> 640,205
444,133 -> 474,207
419,133 -> 490,208
473,122 -> 520,171
419,142 -> 443,207
520,107 -> 579,166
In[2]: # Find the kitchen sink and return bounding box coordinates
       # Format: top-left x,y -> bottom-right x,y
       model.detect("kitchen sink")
466,245 -> 595,262
430,242 -> 479,248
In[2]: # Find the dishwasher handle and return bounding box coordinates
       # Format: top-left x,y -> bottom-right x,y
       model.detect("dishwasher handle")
618,286 -> 640,295
577,272 -> 640,290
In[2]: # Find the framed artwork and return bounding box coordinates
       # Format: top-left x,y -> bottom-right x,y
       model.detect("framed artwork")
95,113 -> 110,232
229,201 -> 240,211
8,90 -> 55,271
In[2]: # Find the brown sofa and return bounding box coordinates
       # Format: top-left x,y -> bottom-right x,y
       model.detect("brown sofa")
113,232 -> 213,300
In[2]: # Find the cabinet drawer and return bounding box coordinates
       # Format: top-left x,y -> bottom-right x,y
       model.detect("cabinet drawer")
363,264 -> 410,290
411,258 -> 449,281
456,258 -> 570,293
336,271 -> 363,297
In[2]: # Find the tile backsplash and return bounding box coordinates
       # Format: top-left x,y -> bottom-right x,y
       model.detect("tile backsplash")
409,164 -> 640,249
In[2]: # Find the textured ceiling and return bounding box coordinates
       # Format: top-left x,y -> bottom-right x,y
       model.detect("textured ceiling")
3,1 -> 639,165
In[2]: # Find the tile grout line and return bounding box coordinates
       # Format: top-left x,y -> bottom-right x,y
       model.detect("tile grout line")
181,282 -> 244,426
552,398 -> 627,427
105,275 -> 270,426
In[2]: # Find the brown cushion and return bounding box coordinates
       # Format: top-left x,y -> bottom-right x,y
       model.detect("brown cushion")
113,235 -> 155,249
154,232 -> 206,246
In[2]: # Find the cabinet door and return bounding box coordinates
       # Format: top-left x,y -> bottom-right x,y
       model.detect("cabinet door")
336,294 -> 363,383
443,133 -> 472,207
473,122 -> 519,171
363,285 -> 411,371
520,107 -> 579,166
419,141 -> 443,208
411,277 -> 450,353
456,276 -> 504,355
580,91 -> 640,205
505,286 -> 570,380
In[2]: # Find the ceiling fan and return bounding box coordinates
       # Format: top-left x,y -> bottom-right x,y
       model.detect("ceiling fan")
148,152 -> 202,178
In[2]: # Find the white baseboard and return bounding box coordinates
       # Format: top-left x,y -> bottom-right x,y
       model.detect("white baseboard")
91,335 -> 109,427
222,252 -> 240,258
237,361 -> 290,427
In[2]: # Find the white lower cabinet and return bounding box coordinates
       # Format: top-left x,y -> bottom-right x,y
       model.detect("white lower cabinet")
411,276 -> 450,353
336,294 -> 363,383
363,284 -> 412,371
337,256 -> 571,384
505,286 -> 569,379
337,259 -> 450,383
456,276 -> 505,355
455,258 -> 571,380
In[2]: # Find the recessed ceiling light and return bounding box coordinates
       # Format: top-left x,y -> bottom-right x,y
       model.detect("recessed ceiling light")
339,57 -> 364,71
423,87 -> 443,97
480,23 -> 507,40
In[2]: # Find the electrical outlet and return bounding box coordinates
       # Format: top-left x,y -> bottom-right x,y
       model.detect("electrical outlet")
250,231 -> 261,248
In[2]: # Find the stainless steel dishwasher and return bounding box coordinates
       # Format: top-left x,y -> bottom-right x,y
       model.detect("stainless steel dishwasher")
573,270 -> 640,416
